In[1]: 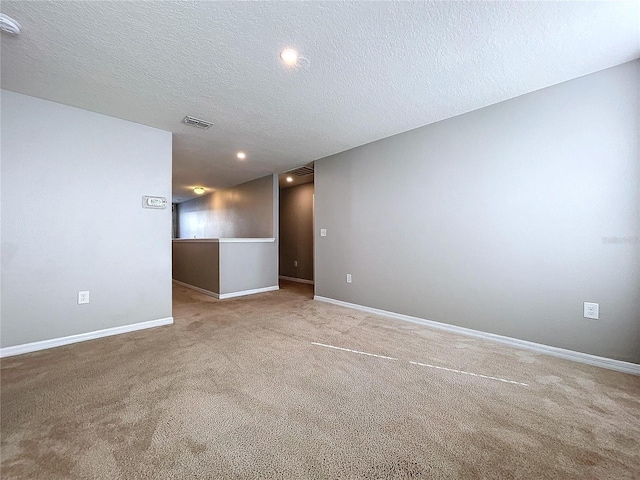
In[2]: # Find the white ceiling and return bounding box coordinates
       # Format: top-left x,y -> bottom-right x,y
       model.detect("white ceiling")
1,1 -> 638,202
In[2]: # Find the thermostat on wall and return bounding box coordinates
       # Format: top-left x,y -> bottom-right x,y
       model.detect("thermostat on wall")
142,196 -> 167,209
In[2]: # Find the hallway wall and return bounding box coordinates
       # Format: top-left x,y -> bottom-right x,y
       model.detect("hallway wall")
177,175 -> 277,239
279,183 -> 314,282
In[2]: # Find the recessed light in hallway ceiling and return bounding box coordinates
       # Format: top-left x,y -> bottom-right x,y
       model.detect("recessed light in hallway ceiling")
237,152 -> 246,160
280,48 -> 298,66
193,187 -> 205,195
279,47 -> 310,69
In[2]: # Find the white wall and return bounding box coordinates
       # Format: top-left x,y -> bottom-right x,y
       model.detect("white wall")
177,175 -> 277,239
315,61 -> 640,364
1,91 -> 173,348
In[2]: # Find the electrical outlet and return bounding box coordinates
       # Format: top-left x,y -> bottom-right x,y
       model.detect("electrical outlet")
78,291 -> 90,305
584,302 -> 598,320
346,273 -> 352,283
294,260 -> 298,267
320,229 -> 327,237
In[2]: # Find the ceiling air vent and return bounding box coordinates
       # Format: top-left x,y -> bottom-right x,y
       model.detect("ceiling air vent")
182,115 -> 213,130
286,165 -> 314,176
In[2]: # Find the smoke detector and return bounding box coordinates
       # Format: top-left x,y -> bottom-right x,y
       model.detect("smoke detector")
0,14 -> 21,35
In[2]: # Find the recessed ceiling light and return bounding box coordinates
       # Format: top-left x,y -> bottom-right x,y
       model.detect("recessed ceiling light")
279,48 -> 310,70
237,152 -> 246,160
193,187 -> 206,195
286,176 -> 293,183
280,48 -> 299,66
0,14 -> 21,35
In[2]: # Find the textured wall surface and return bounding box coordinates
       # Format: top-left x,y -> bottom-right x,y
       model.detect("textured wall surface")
1,91 -> 173,348
177,175 -> 277,239
280,183 -> 314,282
1,2 -> 638,200
315,61 -> 640,363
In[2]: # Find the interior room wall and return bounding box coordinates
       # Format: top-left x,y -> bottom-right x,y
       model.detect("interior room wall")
279,183 -> 314,282
314,60 -> 640,364
219,242 -> 279,294
172,241 -> 220,294
177,175 -> 277,239
1,90 -> 173,349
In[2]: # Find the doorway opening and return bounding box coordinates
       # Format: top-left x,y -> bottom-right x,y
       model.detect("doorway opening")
278,170 -> 314,298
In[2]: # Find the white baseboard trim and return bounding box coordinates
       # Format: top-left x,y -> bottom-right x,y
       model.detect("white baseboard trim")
0,317 -> 174,358
173,280 -> 280,300
219,286 -> 279,299
172,279 -> 220,298
279,275 -> 314,285
313,296 -> 640,376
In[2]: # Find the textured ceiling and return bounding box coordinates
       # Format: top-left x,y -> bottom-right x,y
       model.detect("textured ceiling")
1,1 -> 639,202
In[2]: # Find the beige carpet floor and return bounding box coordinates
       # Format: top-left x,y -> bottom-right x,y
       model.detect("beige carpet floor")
1,281 -> 639,479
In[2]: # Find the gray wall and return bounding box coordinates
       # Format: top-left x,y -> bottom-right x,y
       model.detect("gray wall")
172,241 -> 220,294
219,242 -> 279,294
1,91 -> 173,348
279,183 -> 314,281
315,60 -> 640,364
177,175 -> 277,239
